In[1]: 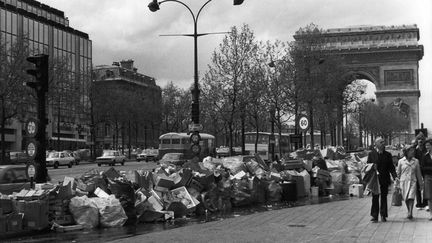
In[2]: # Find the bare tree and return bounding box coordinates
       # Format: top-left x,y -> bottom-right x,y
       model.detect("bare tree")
0,37 -> 32,163
202,24 -> 257,155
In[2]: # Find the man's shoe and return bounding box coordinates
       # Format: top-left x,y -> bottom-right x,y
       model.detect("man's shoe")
371,217 -> 378,223
381,216 -> 387,222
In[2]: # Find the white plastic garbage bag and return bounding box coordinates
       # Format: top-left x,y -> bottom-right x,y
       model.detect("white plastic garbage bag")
94,195 -> 128,228
69,195 -> 99,228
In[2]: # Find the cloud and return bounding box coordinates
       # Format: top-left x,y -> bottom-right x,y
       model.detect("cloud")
41,0 -> 432,129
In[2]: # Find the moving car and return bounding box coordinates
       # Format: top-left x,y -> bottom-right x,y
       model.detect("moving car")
96,150 -> 126,166
9,151 -> 32,164
137,149 -> 159,162
46,151 -> 75,169
0,165 -> 31,195
159,153 -> 186,166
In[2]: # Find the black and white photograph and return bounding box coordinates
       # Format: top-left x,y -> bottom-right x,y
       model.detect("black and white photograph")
0,0 -> 431,242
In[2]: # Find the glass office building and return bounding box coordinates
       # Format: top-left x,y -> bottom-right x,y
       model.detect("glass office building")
0,0 -> 92,151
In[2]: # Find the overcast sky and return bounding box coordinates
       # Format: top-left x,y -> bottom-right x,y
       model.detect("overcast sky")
41,0 -> 432,131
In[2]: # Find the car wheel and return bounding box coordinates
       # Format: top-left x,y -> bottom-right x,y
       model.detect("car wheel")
97,163 -> 101,167
54,162 -> 59,169
68,162 -> 72,168
121,160 -> 125,166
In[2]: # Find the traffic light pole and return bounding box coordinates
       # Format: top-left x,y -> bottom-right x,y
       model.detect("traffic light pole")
26,54 -> 49,183
34,84 -> 48,183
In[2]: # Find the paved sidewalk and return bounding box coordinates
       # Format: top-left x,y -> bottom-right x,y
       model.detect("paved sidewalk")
110,194 -> 432,243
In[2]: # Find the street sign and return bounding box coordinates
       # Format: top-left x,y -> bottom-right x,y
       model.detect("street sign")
26,141 -> 36,157
298,115 -> 310,131
190,132 -> 201,144
27,164 -> 35,178
191,144 -> 201,154
188,123 -> 203,132
26,118 -> 38,137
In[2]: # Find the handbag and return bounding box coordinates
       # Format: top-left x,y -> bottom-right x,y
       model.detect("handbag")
391,187 -> 403,206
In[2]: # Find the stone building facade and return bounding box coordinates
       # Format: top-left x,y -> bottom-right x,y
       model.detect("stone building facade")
92,60 -> 162,150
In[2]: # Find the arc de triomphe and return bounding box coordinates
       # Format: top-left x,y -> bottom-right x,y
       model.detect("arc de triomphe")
302,25 -> 424,136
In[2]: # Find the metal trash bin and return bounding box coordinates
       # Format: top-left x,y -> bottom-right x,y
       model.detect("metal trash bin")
280,180 -> 297,202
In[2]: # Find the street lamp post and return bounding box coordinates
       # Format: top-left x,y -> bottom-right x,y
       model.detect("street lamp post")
148,0 -> 245,157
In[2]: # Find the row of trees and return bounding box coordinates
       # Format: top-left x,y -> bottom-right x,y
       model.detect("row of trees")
160,23 -> 410,154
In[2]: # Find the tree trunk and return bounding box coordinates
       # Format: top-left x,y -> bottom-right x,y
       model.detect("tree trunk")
1,98 -> 6,165
128,120 -> 131,159
241,112 -> 245,155
309,103 -> 314,148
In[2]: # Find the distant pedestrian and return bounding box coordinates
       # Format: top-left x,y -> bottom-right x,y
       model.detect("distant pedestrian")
367,137 -> 397,222
395,145 -> 424,220
422,139 -> 432,218
414,133 -> 427,209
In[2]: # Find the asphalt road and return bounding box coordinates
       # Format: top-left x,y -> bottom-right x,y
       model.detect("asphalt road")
47,160 -> 158,183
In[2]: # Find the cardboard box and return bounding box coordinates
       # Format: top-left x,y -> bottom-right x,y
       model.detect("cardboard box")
349,184 -> 364,198
14,200 -> 49,230
169,186 -> 198,209
103,167 -> 121,180
0,215 -> 6,233
6,213 -> 23,232
154,175 -> 175,190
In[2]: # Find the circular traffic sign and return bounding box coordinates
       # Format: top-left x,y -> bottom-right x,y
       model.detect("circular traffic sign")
27,164 -> 36,178
298,115 -> 310,131
191,144 -> 201,155
26,118 -> 38,137
27,142 -> 36,157
190,132 -> 201,144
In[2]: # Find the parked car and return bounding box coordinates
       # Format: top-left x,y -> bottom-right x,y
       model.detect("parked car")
0,165 -> 31,195
96,150 -> 126,166
159,153 -> 187,166
9,151 -> 32,164
46,151 -> 75,169
137,149 -> 159,162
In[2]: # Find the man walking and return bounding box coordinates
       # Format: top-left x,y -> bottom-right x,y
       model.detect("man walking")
414,133 -> 427,209
367,137 -> 398,222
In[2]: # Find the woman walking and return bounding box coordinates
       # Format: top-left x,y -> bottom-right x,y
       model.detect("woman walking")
422,139 -> 432,220
396,145 -> 424,219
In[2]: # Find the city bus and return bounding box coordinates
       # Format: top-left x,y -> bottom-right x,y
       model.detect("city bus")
158,132 -> 215,159
244,132 -> 291,161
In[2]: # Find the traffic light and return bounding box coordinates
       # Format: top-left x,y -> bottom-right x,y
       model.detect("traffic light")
26,54 -> 49,92
233,0 -> 244,5
25,54 -> 49,183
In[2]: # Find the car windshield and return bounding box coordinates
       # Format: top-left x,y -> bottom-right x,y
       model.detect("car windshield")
103,151 -> 115,156
163,154 -> 180,160
48,152 -> 59,158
